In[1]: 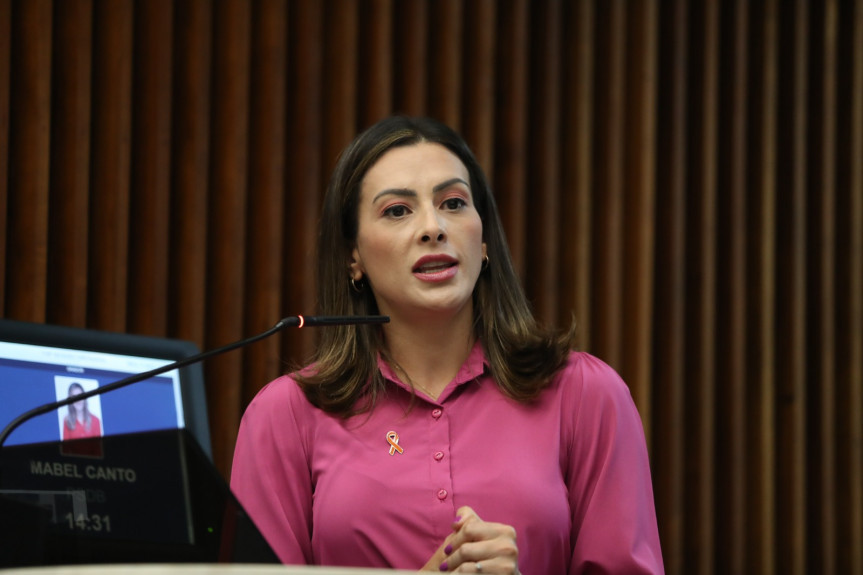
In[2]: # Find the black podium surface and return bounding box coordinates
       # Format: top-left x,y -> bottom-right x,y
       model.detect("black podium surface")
0,429 -> 278,567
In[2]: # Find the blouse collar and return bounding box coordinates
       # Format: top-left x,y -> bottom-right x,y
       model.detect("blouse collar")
376,340 -> 490,402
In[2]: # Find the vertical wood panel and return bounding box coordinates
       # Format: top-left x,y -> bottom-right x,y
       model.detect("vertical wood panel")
715,1 -> 748,571
129,0 -> 173,336
775,3 -> 808,572
525,0 -> 561,324
746,3 -> 778,572
806,2 -> 838,572
169,0 -> 211,345
393,0 -> 427,115
591,0 -> 626,368
6,0 -> 52,321
685,1 -> 718,572
835,4 -> 863,573
322,0 -> 358,170
653,1 -> 687,570
428,0 -> 462,128
46,0 -> 92,328
206,0 -> 251,473
359,0 -> 392,126
243,0 -> 287,406
492,0 -> 528,276
559,0 -> 593,349
88,0 -> 133,332
849,6 -> 862,572
462,0 -> 495,171
0,0 -> 9,312
621,0 -> 657,429
282,0 -> 323,367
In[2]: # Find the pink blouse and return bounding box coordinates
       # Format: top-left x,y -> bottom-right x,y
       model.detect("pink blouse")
231,344 -> 664,574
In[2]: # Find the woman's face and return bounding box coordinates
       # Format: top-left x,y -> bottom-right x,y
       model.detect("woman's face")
69,386 -> 85,410
350,142 -> 486,322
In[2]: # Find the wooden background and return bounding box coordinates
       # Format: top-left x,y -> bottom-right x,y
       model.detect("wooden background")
1,1 -> 861,573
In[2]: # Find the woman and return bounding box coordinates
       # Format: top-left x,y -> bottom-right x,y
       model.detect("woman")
231,116 -> 664,573
62,382 -> 102,440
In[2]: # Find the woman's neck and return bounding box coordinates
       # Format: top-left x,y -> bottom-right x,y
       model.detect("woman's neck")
381,307 -> 475,399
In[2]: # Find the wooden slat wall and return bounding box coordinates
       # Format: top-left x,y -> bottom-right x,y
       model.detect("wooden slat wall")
746,2 -> 779,572
89,0 -> 133,332
170,0 -> 210,346
809,2 -> 838,572
837,4 -> 863,573
717,1 -> 747,572
654,0 -> 687,572
47,0 -> 91,328
7,0 -> 52,322
0,0 -> 8,317
2,2 -> 862,573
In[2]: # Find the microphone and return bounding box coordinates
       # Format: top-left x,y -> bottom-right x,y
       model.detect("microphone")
0,315 -> 389,447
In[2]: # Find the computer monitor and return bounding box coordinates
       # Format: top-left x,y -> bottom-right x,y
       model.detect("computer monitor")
0,319 -> 212,458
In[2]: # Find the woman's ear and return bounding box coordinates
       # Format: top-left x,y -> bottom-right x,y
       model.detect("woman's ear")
349,247 -> 364,281
482,242 -> 487,259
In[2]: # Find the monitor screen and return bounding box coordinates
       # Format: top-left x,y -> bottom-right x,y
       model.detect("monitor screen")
0,319 -> 211,458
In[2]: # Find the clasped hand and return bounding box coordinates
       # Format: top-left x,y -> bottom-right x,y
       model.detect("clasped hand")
420,506 -> 520,574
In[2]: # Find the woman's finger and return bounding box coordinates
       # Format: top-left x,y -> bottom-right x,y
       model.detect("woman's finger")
439,523 -> 518,573
451,506 -> 481,531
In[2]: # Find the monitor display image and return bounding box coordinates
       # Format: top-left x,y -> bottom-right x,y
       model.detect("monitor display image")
0,319 -> 212,458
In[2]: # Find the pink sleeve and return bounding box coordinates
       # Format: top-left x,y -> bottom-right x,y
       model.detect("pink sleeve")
230,377 -> 313,564
565,354 -> 665,574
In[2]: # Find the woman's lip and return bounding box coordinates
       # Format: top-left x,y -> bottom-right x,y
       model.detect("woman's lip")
412,254 -> 458,271
413,264 -> 458,282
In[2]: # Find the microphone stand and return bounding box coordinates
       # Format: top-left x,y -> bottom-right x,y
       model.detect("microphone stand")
0,315 -> 388,447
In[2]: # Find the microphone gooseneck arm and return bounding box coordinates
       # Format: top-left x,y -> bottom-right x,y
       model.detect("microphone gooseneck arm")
0,315 -> 389,447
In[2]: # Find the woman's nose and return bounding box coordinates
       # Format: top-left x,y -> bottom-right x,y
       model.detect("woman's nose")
419,209 -> 446,243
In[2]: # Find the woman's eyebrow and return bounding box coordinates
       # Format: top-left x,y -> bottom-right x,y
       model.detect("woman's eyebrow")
371,178 -> 470,203
372,188 -> 416,203
432,178 -> 470,193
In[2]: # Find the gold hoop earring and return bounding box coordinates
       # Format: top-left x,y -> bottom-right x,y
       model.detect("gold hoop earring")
481,255 -> 490,272
350,277 -> 364,293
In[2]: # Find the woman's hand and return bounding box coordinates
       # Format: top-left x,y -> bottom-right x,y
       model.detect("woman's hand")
420,506 -> 520,573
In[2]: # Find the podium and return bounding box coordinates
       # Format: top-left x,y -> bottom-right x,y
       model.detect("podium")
0,429 -> 279,567
0,566 -> 418,574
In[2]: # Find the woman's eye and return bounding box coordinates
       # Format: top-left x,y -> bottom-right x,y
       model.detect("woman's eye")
442,197 -> 467,210
383,204 -> 409,218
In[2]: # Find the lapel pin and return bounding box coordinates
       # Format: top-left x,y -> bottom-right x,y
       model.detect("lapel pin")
386,430 -> 404,455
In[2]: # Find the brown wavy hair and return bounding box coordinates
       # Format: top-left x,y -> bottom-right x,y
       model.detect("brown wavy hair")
296,116 -> 574,415
64,382 -> 96,431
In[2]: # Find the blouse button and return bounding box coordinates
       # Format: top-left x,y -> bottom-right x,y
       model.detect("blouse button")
434,451 -> 445,461
431,408 -> 443,419
437,489 -> 448,500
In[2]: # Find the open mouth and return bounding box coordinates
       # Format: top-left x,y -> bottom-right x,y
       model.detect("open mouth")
413,261 -> 457,274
